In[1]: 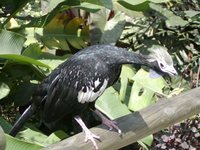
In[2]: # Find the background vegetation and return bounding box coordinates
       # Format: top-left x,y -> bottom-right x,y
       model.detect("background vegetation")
0,0 -> 199,149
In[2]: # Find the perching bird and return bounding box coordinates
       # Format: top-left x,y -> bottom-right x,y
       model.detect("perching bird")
9,44 -> 177,149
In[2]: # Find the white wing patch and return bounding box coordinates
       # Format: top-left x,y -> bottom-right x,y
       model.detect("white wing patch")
78,79 -> 108,103
94,78 -> 100,88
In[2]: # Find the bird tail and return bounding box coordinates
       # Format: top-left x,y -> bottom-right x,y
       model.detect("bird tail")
9,104 -> 37,137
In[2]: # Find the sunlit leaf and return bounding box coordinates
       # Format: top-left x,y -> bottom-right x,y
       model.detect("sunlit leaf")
149,3 -> 188,27
39,59 -> 65,71
89,8 -> 109,44
22,43 -> 42,59
138,134 -> 153,149
119,65 -> 135,102
114,1 -> 145,17
0,30 -> 26,54
6,134 -> 43,150
100,12 -> 126,44
95,87 -> 131,120
18,128 -> 48,146
99,0 -> 113,9
0,82 -> 10,100
184,10 -> 200,18
76,2 -> 103,12
41,0 -> 66,13
128,69 -> 166,111
0,54 -> 50,69
79,0 -> 113,10
44,131 -> 68,145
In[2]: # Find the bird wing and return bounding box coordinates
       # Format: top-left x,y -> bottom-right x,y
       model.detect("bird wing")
42,59 -> 109,122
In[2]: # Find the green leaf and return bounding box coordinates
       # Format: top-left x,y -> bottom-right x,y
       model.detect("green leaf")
95,87 -> 131,120
119,0 -> 170,5
149,0 -> 170,3
39,59 -> 65,70
138,134 -> 153,149
0,30 -> 26,54
128,69 -> 166,111
0,117 -> 12,133
89,8 -> 108,44
18,129 -> 68,147
41,0 -> 66,13
44,131 -> 68,145
119,65 -> 135,102
114,2 -> 145,18
81,0 -> 113,9
0,54 -> 50,69
5,134 -> 43,150
18,128 -> 48,147
118,0 -> 147,5
0,82 -> 10,100
184,10 -> 200,18
22,44 -> 42,59
0,126 -> 6,150
149,3 -> 188,27
76,2 -> 103,12
100,12 -> 126,44
24,28 -> 42,46
99,0 -> 113,9
117,0 -> 150,11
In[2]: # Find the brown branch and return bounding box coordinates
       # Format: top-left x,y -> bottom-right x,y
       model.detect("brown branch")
43,87 -> 200,150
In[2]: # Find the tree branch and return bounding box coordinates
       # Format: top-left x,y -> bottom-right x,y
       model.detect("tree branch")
43,87 -> 200,150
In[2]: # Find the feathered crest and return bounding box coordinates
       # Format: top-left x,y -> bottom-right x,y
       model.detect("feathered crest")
148,45 -> 173,66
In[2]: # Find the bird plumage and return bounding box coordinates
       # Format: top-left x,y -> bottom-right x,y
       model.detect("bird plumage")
9,44 -> 177,139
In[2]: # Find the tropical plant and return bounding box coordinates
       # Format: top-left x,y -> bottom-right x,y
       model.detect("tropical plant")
0,0 -> 199,149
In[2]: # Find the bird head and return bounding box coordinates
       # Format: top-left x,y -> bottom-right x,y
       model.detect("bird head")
147,45 -> 177,76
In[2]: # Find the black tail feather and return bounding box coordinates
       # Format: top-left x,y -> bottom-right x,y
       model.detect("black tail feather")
9,104 -> 37,137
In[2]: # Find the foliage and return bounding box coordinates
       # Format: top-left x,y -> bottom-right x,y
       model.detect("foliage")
0,126 -> 6,150
0,0 -> 199,149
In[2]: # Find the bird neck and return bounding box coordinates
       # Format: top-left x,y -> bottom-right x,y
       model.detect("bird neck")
118,51 -> 152,67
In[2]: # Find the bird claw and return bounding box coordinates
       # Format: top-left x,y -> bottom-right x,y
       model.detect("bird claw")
102,118 -> 122,135
74,116 -> 100,150
93,109 -> 122,135
84,130 -> 100,150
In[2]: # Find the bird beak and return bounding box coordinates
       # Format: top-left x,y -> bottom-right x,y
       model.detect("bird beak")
167,66 -> 178,76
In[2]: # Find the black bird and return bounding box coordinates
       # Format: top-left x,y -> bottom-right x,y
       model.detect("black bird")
9,44 -> 177,149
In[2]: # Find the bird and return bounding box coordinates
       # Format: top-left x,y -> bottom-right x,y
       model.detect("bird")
9,44 -> 177,149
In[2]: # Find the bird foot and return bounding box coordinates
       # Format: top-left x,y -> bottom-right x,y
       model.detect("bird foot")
84,127 -> 100,149
102,117 -> 122,134
93,109 -> 122,134
74,116 -> 100,150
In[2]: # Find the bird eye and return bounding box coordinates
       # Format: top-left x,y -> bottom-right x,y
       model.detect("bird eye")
160,63 -> 164,68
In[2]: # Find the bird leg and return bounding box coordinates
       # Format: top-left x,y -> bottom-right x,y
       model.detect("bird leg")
74,116 -> 100,150
93,109 -> 122,134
